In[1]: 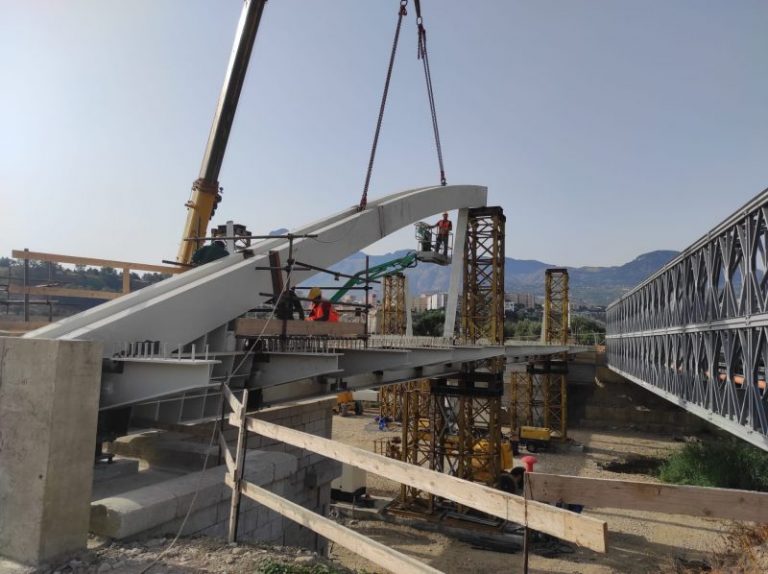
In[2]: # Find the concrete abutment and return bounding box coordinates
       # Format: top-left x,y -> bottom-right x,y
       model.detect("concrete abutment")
0,337 -> 102,565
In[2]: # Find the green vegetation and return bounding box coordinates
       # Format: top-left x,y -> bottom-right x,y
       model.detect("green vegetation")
659,440 -> 768,491
0,257 -> 168,318
258,560 -> 346,574
412,309 -> 445,336
569,315 -> 606,345
504,318 -> 541,340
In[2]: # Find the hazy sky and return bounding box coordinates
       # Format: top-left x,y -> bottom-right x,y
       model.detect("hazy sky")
1,1 -> 766,268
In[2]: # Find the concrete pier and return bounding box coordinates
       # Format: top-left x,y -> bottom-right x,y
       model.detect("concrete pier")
0,337 -> 102,565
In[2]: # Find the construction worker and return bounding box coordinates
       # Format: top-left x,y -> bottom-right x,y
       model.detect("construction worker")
306,287 -> 339,322
191,240 -> 229,265
431,212 -> 452,256
270,286 -> 305,320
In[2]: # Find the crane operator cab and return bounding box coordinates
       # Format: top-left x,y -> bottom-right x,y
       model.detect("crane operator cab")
414,217 -> 453,265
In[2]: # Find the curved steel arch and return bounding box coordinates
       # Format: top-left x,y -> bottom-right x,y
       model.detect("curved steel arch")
27,184 -> 487,355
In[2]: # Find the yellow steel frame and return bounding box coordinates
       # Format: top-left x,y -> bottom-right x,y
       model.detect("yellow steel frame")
544,268 -> 569,345
380,273 -> 407,335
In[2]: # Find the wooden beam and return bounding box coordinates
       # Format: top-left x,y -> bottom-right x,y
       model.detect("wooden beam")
232,476 -> 443,574
11,249 -> 183,274
228,389 -> 250,543
527,472 -> 768,523
218,431 -> 235,475
232,414 -> 607,552
8,285 -> 122,301
234,318 -> 365,338
122,267 -> 131,294
221,384 -> 242,418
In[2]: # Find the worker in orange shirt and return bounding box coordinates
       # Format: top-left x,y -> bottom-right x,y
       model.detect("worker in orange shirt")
305,287 -> 339,322
431,212 -> 452,255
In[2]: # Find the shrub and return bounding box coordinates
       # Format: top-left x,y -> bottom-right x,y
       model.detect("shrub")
659,440 -> 768,491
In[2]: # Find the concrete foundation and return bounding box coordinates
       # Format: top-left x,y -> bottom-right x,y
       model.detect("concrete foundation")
0,337 -> 102,565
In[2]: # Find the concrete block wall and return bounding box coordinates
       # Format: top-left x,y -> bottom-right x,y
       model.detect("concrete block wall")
95,397 -> 341,553
225,397 -> 341,552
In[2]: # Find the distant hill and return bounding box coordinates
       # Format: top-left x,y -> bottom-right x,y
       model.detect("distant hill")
324,249 -> 679,306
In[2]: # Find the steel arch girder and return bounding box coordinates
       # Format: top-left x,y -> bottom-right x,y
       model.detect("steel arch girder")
26,185 -> 487,355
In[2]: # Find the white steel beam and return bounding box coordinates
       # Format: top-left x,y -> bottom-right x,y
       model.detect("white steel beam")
443,207 -> 469,337
26,185 -> 487,358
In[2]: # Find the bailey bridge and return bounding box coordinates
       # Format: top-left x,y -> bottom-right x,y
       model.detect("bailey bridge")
606,187 -> 768,452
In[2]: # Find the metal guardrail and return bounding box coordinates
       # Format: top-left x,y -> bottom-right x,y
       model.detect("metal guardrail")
606,187 -> 768,450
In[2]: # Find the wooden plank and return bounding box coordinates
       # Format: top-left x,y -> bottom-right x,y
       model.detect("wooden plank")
8,285 -> 122,300
11,249 -> 183,274
527,472 -> 768,522
221,384 -> 242,417
218,431 -> 235,475
234,318 -> 366,338
122,267 -> 131,293
232,414 -> 607,552
228,388 -> 250,543
232,476 -> 442,574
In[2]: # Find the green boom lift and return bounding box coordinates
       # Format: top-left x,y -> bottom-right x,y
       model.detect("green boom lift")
329,252 -> 418,303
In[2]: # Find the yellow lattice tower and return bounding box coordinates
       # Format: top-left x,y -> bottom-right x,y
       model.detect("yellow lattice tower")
461,207 -> 506,344
398,380 -> 436,511
539,267 -> 569,438
544,268 -> 569,345
380,273 -> 407,335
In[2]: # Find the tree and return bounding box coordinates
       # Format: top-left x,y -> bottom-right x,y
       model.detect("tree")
413,309 -> 445,336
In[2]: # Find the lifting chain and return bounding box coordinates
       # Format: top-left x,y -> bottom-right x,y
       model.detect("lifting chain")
359,1 -> 408,212
358,0 -> 448,212
414,0 -> 447,186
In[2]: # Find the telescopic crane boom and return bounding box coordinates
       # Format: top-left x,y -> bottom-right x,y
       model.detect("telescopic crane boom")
176,0 -> 267,265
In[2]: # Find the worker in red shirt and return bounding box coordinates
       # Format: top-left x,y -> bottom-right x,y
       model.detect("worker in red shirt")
431,212 -> 452,256
305,288 -> 339,322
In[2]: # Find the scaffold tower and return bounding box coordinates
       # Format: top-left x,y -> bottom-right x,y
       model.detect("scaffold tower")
544,268 -> 569,345
380,273 -> 407,335
461,207 -> 506,343
510,268 -> 570,438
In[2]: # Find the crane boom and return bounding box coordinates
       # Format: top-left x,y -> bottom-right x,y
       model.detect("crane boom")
329,252 -> 418,303
176,0 -> 267,265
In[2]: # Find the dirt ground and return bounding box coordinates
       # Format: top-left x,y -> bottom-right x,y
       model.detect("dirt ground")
1,537 -> 350,574
3,413 -> 760,574
329,413 -> 753,574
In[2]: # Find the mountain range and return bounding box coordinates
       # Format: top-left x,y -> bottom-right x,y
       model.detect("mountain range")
268,228 -> 678,306
326,249 -> 679,307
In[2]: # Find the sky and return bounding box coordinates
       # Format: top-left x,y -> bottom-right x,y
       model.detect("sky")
1,0 -> 766,268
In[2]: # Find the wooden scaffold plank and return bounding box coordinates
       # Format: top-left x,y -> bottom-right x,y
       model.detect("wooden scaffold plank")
229,476 -> 443,574
232,414 -> 608,552
528,472 -> 768,523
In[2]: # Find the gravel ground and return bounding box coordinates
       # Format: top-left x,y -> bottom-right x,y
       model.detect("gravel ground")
330,413 -> 754,574
2,413 -> 758,574
12,537 -> 351,574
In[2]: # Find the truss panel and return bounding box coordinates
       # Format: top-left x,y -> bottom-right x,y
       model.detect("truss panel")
461,207 -> 506,345
544,268 -> 569,345
380,273 -> 407,335
606,187 -> 768,451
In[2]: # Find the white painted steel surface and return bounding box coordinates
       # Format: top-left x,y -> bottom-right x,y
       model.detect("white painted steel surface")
23,186 -> 492,412
26,185 -> 487,356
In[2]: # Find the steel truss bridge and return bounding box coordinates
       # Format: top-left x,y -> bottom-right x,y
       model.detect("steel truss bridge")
607,187 -> 768,451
